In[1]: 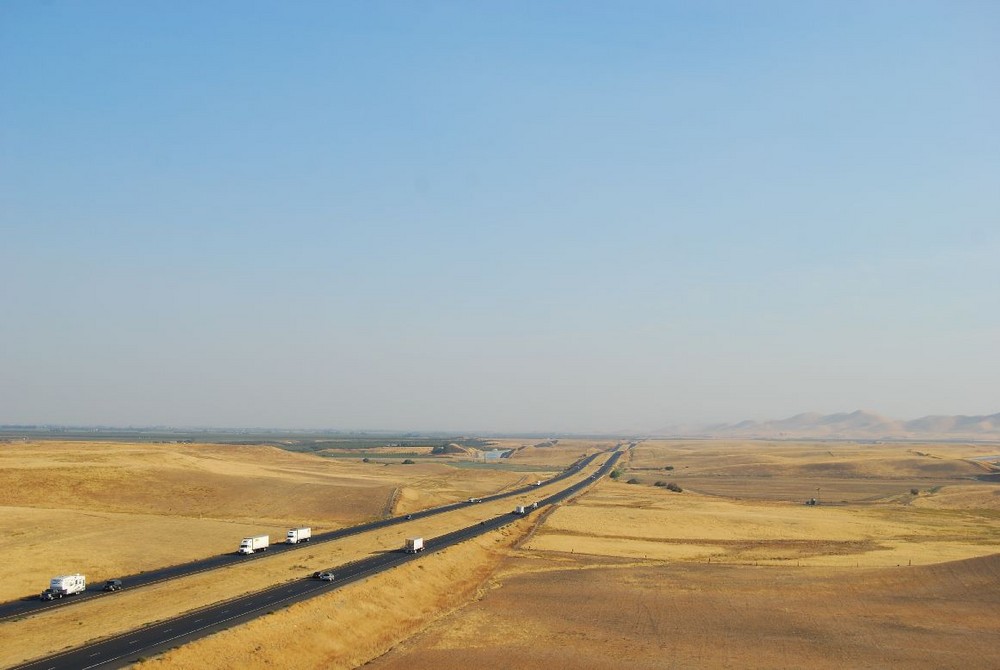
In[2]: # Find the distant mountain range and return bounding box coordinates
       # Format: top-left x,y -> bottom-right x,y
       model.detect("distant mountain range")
653,410 -> 1000,440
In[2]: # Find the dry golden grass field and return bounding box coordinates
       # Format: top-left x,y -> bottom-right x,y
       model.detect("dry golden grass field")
0,439 -> 598,668
369,440 -> 1000,670
1,438 -> 998,669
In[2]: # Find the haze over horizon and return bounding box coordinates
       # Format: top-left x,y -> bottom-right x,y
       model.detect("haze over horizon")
3,2 -> 998,434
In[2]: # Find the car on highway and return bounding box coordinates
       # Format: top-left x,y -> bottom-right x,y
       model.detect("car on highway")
102,579 -> 123,592
313,571 -> 335,581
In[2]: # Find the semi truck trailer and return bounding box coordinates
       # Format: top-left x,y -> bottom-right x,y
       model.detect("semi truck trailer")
404,537 -> 424,553
238,535 -> 270,554
286,527 -> 312,544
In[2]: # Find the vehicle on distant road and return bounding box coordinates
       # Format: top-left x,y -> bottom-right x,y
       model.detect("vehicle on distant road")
102,579 -> 123,591
286,527 -> 312,544
313,571 -> 335,581
404,537 -> 424,553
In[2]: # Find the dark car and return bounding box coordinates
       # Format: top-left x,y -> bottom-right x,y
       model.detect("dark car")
103,579 -> 123,592
39,589 -> 57,601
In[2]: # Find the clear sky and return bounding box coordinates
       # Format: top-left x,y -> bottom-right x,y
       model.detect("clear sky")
2,1 -> 997,433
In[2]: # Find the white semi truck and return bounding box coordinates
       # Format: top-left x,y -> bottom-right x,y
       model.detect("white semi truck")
41,574 -> 86,601
404,537 -> 424,554
238,535 -> 270,554
285,527 -> 312,544
513,505 -> 527,515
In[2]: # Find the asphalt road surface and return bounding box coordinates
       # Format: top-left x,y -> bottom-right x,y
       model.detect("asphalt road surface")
8,451 -> 621,670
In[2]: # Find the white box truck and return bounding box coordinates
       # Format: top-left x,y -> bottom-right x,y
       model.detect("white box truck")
286,527 -> 312,544
41,574 -> 86,601
238,535 -> 270,554
513,505 -> 527,515
404,537 -> 424,553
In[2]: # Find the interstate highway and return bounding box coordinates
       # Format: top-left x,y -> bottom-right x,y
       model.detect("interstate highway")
11,451 -> 621,670
0,450 -> 608,622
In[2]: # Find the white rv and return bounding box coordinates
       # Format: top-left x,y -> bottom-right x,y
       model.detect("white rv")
41,574 -> 86,601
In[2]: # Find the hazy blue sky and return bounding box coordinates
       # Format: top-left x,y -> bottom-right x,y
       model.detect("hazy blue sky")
2,1 -> 997,433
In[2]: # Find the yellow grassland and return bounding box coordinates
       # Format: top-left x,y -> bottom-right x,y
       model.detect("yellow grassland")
368,440 -> 1000,670
0,440 -> 596,668
2,438 -> 998,669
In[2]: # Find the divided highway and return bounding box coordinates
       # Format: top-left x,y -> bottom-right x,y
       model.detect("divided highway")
11,452 -> 620,670
0,451 -> 605,622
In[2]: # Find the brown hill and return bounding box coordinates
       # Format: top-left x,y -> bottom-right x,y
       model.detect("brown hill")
655,410 -> 1000,440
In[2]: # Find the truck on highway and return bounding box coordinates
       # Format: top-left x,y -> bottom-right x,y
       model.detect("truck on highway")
41,574 -> 86,601
238,535 -> 269,554
404,537 -> 424,553
285,527 -> 312,544
513,505 -> 527,515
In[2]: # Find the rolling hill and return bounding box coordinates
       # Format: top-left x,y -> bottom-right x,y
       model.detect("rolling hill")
654,410 -> 1000,440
